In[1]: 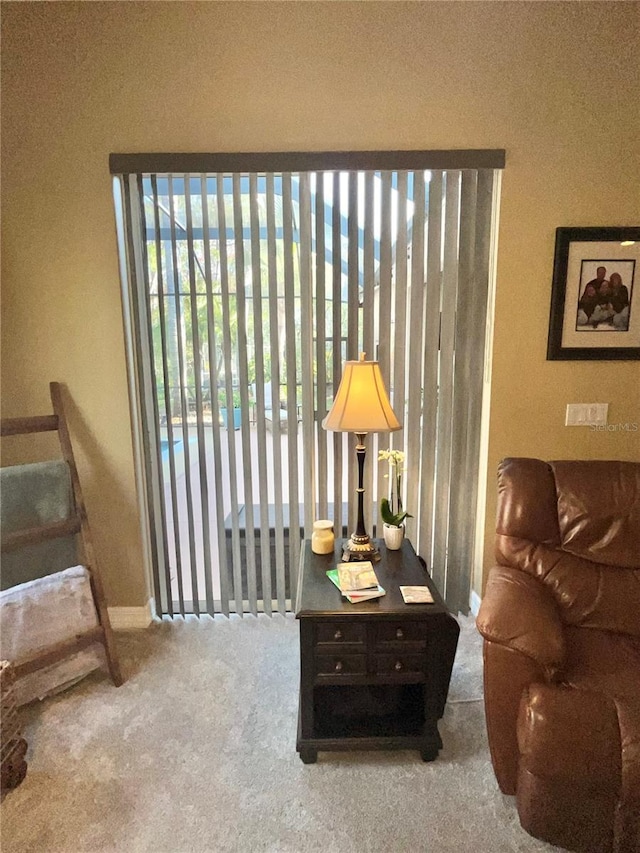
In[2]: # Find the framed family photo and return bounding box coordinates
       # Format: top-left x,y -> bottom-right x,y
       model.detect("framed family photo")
547,226 -> 640,360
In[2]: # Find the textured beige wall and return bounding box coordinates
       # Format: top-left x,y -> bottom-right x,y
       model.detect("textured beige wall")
2,2 -> 639,606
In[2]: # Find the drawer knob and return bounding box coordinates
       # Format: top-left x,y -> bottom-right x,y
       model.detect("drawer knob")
396,628 -> 404,640
334,629 -> 343,641
335,661 -> 343,672
394,661 -> 403,672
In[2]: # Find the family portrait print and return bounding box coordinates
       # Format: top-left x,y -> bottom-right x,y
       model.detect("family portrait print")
547,226 -> 640,361
576,259 -> 634,332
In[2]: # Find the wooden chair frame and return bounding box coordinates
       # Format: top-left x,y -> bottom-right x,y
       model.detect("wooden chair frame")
1,382 -> 123,687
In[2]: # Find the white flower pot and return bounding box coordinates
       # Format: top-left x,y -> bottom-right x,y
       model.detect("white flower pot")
383,523 -> 404,550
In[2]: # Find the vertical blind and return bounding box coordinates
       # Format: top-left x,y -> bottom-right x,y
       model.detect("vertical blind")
112,151 -> 502,617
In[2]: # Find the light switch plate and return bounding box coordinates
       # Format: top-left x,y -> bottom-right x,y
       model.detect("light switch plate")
565,403 -> 609,426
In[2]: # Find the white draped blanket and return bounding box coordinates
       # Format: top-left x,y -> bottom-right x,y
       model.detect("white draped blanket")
0,565 -> 105,706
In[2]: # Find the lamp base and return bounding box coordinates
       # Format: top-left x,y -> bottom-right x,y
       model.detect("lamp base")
341,534 -> 381,562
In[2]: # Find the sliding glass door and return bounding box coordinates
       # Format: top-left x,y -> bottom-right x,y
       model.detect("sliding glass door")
113,152 -> 502,617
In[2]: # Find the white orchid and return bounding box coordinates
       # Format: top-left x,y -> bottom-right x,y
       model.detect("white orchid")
378,448 -> 405,466
378,447 -> 412,527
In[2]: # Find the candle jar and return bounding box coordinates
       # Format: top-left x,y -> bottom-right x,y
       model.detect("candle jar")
311,519 -> 335,555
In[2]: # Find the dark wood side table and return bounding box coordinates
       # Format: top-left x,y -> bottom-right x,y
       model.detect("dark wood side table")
295,538 -> 459,763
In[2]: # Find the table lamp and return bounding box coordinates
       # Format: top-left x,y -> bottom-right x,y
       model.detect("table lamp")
323,353 -> 401,561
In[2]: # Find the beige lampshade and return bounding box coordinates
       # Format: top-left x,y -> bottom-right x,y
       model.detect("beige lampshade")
322,354 -> 401,433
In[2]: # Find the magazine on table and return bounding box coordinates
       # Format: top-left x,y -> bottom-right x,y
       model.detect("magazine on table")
336,562 -> 378,591
327,562 -> 385,603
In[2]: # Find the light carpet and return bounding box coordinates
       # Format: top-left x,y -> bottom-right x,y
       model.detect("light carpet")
1,614 -> 562,853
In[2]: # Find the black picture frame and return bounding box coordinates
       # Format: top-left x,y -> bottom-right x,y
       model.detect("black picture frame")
547,226 -> 640,361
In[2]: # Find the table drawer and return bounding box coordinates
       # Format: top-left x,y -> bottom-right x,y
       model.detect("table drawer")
315,654 -> 367,677
316,623 -> 365,646
374,621 -> 427,646
375,653 -> 426,677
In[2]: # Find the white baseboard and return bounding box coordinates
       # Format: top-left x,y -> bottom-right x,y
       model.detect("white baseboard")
469,590 -> 482,618
109,594 -> 483,625
108,599 -> 155,630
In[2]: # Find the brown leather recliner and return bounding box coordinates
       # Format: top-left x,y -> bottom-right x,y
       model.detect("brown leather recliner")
477,458 -> 640,853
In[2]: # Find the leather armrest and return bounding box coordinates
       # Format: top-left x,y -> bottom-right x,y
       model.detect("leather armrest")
477,565 -> 565,679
